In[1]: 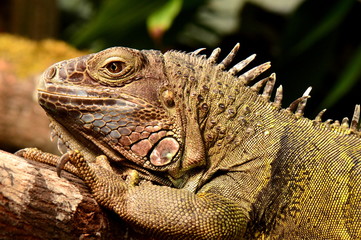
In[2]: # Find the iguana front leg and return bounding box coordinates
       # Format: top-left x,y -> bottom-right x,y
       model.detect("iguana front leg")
18,148 -> 248,239
62,150 -> 248,239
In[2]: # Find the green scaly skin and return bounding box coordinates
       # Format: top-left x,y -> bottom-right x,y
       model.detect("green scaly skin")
18,44 -> 361,239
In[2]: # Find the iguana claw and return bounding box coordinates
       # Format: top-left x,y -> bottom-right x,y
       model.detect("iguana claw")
57,151 -> 71,177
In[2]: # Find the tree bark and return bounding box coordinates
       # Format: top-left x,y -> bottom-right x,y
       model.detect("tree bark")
0,150 -> 146,240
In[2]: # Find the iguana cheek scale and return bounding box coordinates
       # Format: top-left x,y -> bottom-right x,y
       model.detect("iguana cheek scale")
17,43 -> 361,239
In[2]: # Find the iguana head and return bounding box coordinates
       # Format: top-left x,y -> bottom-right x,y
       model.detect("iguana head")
38,44 -> 326,184
38,47 -> 185,176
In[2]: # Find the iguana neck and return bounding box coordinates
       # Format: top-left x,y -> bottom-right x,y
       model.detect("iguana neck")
165,50 -> 278,184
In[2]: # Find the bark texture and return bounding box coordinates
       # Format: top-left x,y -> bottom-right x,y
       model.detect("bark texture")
0,150 -> 144,240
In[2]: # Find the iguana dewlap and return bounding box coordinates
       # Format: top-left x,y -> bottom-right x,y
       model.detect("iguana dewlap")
18,44 -> 361,239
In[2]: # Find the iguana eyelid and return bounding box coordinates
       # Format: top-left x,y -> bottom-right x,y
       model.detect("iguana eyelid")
102,57 -> 127,69
86,47 -> 150,87
104,56 -> 127,63
94,56 -> 137,83
100,58 -> 132,79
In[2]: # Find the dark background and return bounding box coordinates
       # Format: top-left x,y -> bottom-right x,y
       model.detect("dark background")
1,0 -> 361,121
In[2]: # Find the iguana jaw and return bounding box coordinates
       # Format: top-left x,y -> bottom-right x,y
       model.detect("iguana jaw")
47,115 -> 176,186
48,114 -> 114,162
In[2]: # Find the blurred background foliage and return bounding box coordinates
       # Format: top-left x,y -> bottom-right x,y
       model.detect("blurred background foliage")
1,0 -> 361,121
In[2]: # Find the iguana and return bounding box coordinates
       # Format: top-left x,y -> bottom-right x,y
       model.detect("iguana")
17,44 -> 361,239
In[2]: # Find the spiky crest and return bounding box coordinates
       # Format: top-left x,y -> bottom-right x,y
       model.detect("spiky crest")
208,48 -> 221,64
250,75 -> 271,92
200,43 -> 361,135
351,105 -> 360,131
190,48 -> 206,56
314,109 -> 327,122
218,43 -> 240,70
341,117 -> 349,129
261,73 -> 276,101
229,54 -> 256,75
273,85 -> 283,109
239,62 -> 271,84
295,87 -> 312,118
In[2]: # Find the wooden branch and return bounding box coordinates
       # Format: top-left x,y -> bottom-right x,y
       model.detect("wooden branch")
0,150 -> 146,240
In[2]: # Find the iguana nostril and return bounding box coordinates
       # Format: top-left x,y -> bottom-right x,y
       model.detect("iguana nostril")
46,66 -> 57,79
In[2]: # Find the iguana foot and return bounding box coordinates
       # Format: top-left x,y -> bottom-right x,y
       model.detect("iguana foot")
15,148 -> 79,176
16,148 -> 137,187
56,150 -> 129,209
17,148 -> 131,208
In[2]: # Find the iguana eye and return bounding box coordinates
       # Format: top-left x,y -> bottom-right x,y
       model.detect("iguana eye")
88,47 -> 148,85
105,61 -> 125,74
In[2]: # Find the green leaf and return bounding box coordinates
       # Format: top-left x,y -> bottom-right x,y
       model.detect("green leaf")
69,0 -> 168,49
147,0 -> 183,41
